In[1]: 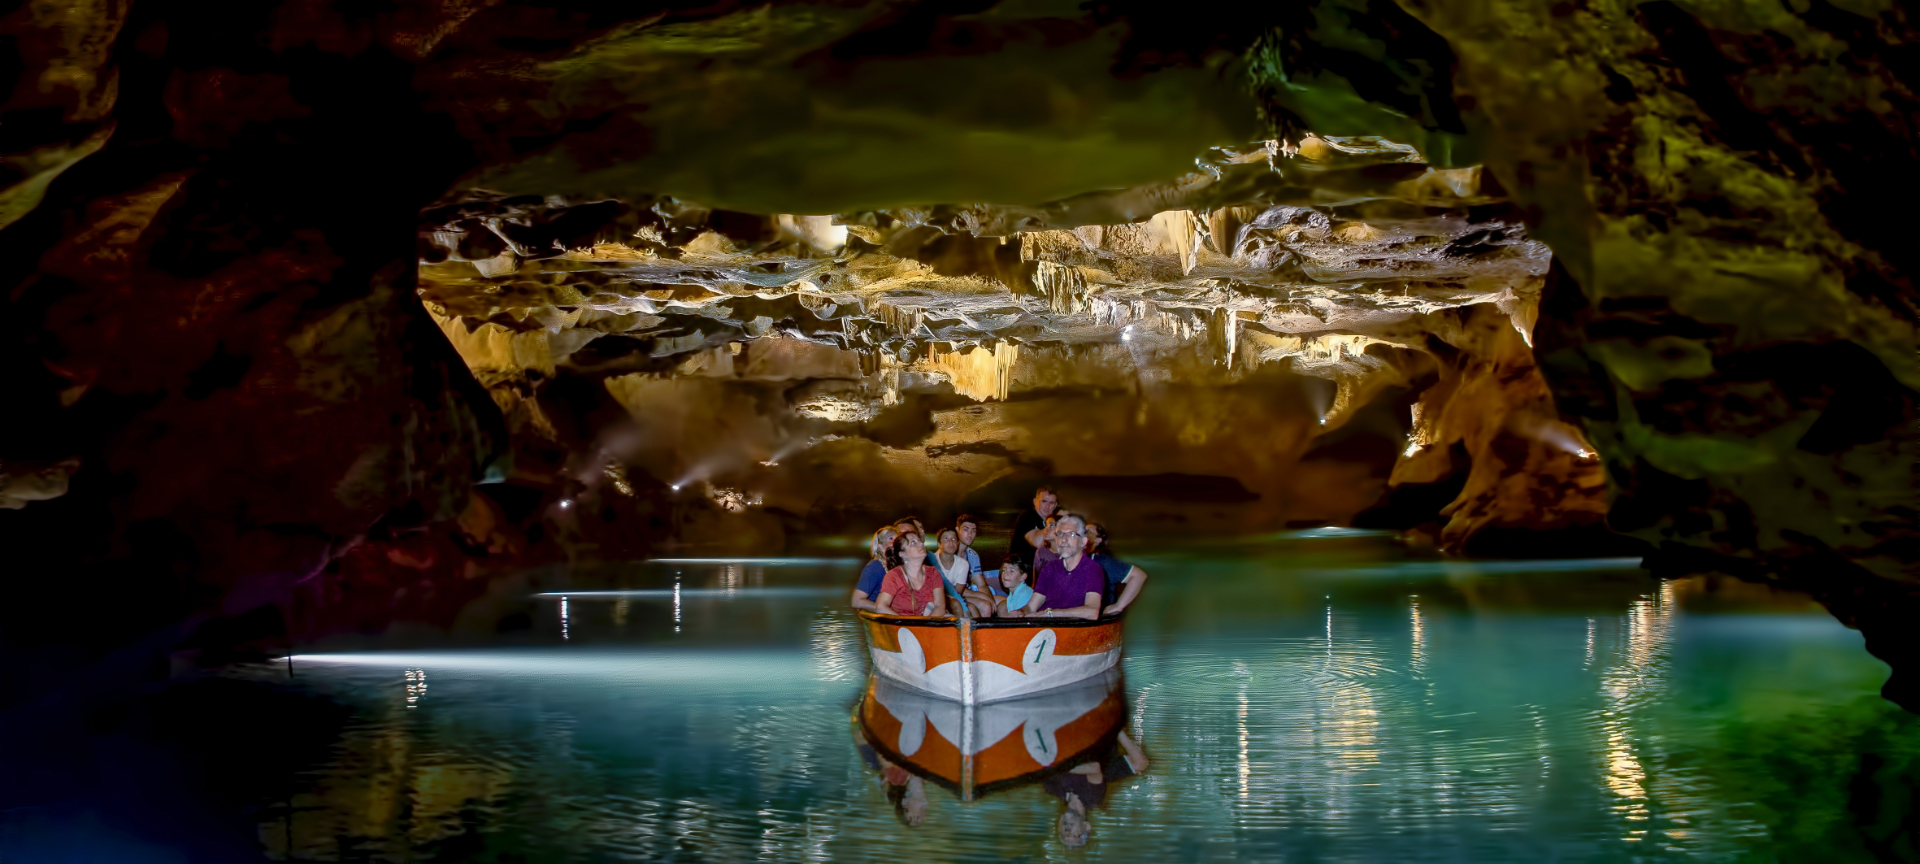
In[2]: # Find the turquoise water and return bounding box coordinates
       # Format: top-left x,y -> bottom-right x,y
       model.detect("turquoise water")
249,535 -> 1920,861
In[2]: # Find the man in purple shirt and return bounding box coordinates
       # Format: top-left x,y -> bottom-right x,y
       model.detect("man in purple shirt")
1030,514 -> 1106,620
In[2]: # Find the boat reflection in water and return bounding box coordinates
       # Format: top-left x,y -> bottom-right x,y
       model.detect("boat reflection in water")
853,668 -> 1147,846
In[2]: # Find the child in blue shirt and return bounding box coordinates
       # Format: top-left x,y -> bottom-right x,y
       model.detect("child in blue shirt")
986,558 -> 1036,617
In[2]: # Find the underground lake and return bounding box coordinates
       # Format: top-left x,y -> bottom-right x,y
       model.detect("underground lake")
14,533 -> 1910,862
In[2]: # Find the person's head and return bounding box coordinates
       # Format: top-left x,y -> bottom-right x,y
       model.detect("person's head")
1057,792 -> 1090,847
888,531 -> 926,569
1084,521 -> 1110,555
955,515 -> 979,547
937,527 -> 959,554
1054,514 -> 1088,560
999,558 -> 1028,591
870,526 -> 899,562
1032,486 -> 1058,519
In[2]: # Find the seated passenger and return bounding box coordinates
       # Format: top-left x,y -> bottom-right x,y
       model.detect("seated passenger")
1031,514 -> 1062,570
1028,514 -> 1104,620
956,514 -> 996,614
987,558 -> 1036,617
875,531 -> 948,617
954,514 -> 984,576
931,527 -> 984,617
1084,521 -> 1149,617
851,526 -> 898,613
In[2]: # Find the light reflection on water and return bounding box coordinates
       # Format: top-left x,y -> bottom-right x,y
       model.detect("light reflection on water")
247,540 -> 1916,862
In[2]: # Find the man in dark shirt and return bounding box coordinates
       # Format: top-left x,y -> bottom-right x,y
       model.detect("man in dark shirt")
1008,485 -> 1058,567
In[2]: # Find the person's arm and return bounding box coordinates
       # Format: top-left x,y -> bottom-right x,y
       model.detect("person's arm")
1117,729 -> 1149,772
943,581 -> 971,618
851,589 -> 882,613
1101,565 -> 1148,617
874,590 -> 896,614
1023,517 -> 1051,550
962,584 -> 994,612
1036,591 -> 1102,621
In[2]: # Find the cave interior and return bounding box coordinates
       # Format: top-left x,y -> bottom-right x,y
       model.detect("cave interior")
2,0 -> 1919,856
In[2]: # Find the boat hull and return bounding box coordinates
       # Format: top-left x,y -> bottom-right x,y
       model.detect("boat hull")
857,611 -> 1123,704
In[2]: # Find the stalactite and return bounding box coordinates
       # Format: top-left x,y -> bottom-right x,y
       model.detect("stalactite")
918,341 -> 1021,402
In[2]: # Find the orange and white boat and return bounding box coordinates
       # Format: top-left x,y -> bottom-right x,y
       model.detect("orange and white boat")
856,668 -> 1127,800
855,610 -> 1124,704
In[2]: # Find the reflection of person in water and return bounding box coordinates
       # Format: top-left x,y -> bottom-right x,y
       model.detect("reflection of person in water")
1045,729 -> 1148,848
886,763 -> 930,827
853,724 -> 930,827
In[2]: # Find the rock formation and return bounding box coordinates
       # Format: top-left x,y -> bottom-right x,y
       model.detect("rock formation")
0,0 -> 1915,700
410,134 -> 1599,551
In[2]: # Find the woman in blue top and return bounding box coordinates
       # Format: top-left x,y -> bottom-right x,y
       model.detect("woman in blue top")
1084,522 -> 1149,617
850,526 -> 898,613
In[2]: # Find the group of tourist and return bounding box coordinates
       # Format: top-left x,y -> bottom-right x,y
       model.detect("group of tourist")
848,486 -> 1150,621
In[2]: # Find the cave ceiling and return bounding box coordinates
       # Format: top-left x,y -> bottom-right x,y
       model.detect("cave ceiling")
413,130 -> 1600,550
1,0 -> 1918,690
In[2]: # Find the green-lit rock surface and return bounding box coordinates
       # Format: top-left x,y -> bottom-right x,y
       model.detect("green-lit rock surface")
1365,0 -> 1920,587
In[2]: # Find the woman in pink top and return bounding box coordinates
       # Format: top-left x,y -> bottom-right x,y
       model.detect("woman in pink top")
875,531 -> 948,617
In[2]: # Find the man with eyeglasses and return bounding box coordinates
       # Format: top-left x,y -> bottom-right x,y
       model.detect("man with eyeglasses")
1028,513 -> 1104,620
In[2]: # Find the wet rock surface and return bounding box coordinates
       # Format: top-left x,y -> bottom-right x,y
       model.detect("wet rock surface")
1389,1 -> 1920,614
413,135 -> 1598,555
0,0 -> 1914,707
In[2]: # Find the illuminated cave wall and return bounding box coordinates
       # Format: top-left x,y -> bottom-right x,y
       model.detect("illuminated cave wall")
0,0 -> 1914,651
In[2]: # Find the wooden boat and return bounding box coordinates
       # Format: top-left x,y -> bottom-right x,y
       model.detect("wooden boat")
856,668 -> 1127,801
856,609 -> 1124,704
